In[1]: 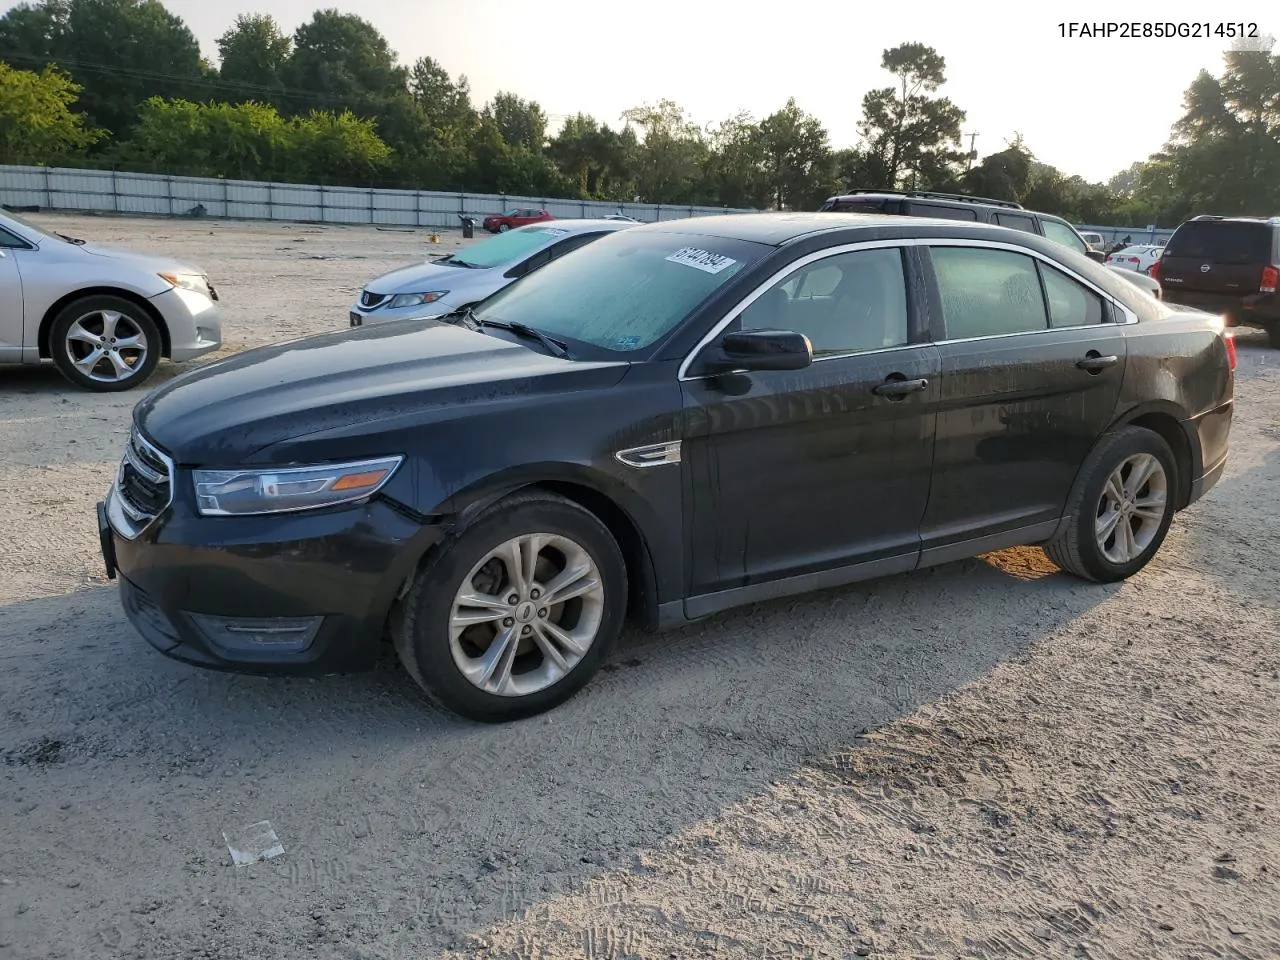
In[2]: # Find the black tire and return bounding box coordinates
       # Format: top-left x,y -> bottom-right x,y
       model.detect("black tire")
393,490 -> 627,722
49,294 -> 162,392
498,222 -> 511,232
1266,324 -> 1280,349
1044,426 -> 1178,583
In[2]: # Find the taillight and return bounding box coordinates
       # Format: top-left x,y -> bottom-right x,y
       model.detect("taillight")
1262,265 -> 1278,293
1225,332 -> 1237,371
1149,259 -> 1161,280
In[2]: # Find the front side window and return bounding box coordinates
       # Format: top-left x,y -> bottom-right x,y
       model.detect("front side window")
741,247 -> 910,356
1041,218 -> 1088,254
1039,264 -> 1106,327
474,229 -> 769,355
931,246 -> 1048,339
0,227 -> 28,248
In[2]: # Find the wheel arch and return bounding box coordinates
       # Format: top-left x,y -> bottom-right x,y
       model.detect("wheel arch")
39,287 -> 172,360
1106,401 -> 1198,509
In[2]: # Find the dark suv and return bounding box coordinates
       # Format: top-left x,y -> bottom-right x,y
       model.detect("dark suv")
819,190 -> 1108,263
1155,215 -> 1280,347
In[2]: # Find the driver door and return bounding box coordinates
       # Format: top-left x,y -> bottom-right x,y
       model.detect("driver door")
679,244 -> 940,612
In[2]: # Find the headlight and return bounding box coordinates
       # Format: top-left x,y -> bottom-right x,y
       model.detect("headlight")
387,292 -> 448,309
193,456 -> 404,517
160,272 -> 211,296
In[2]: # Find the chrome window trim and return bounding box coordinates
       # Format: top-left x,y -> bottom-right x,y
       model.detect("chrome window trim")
677,236 -> 1137,382
677,239 -> 924,382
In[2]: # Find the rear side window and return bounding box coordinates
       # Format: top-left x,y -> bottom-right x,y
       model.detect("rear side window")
911,203 -> 977,221
931,247 -> 1048,339
1038,264 -> 1106,327
995,212 -> 1038,233
1164,221 -> 1272,265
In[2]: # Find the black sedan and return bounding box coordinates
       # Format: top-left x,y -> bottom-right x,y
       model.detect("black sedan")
98,214 -> 1235,722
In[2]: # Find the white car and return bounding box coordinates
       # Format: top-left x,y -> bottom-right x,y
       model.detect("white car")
349,219 -> 636,327
1106,244 -> 1164,274
0,209 -> 222,391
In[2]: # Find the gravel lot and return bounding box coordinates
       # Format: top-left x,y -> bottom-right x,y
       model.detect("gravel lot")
1,214 -> 1278,960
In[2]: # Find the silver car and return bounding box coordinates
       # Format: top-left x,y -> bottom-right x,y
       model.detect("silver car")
0,210 -> 222,391
349,218 -> 634,327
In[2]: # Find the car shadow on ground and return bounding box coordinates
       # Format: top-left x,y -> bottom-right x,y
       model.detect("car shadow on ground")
0,547 -> 1120,956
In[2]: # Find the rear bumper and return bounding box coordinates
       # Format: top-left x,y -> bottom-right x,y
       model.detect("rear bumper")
1162,289 -> 1280,325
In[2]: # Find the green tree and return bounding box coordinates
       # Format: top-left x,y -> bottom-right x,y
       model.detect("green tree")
857,42 -> 967,189
963,136 -> 1034,202
620,99 -> 709,203
289,108 -> 392,183
284,9 -> 406,115
0,61 -> 102,163
547,113 -> 635,200
409,55 -> 475,133
755,98 -> 833,209
216,13 -> 291,105
486,91 -> 546,151
0,0 -> 213,136
700,112 -> 766,208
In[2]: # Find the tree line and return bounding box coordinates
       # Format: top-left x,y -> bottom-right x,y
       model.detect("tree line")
1,0 -> 1278,226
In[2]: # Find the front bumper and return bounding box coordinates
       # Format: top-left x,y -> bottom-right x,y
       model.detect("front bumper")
150,287 -> 223,361
348,302 -> 451,327
98,488 -> 443,675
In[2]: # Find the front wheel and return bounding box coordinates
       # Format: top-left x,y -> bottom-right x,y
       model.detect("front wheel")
393,491 -> 627,722
49,295 -> 162,391
497,223 -> 511,233
1045,426 -> 1178,583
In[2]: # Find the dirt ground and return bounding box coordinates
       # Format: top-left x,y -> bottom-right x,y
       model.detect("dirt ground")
1,214 -> 1278,960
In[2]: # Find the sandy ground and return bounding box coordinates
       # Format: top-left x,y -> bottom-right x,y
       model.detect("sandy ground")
0,214 -> 1278,960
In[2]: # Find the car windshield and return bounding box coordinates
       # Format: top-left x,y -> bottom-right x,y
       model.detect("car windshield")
450,226 -> 564,269
473,229 -> 770,355
1165,221 -> 1272,264
0,209 -> 76,243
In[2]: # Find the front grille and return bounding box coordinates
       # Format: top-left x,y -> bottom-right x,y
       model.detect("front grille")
360,290 -> 388,309
115,428 -> 173,530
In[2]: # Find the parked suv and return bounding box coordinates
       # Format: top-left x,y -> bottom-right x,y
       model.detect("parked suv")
818,190 -> 1109,263
1155,215 -> 1280,347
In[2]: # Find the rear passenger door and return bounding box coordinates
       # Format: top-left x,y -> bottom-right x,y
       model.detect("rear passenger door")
917,242 -> 1129,561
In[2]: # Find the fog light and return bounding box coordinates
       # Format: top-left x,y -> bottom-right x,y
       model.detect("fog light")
186,613 -> 322,654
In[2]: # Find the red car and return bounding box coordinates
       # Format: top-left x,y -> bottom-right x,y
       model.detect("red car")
482,208 -> 553,233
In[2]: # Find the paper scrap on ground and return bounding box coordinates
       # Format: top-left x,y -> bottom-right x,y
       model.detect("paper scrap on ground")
223,821 -> 284,866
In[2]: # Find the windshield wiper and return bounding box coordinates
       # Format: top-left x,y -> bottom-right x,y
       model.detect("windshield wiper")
488,320 -> 573,360
57,233 -> 86,245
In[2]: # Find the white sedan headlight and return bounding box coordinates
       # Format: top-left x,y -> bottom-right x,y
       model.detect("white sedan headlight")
160,272 -> 212,296
387,291 -> 448,309
193,456 -> 404,517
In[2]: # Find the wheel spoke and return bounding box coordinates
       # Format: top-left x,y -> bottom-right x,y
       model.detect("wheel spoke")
500,538 -> 529,596
66,320 -> 99,345
530,624 -> 570,674
1132,499 -> 1166,522
73,347 -> 105,374
107,350 -> 134,379
536,618 -> 587,658
476,626 -> 519,692
1097,508 -> 1122,541
100,311 -> 121,341
520,534 -> 543,594
114,333 -> 145,350
1104,474 -> 1126,507
1119,517 -> 1139,561
542,561 -> 599,606
1125,455 -> 1158,497
451,591 -> 512,628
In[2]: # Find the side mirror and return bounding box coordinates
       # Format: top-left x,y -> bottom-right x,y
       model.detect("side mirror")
1086,249 -> 1107,263
710,328 -> 813,373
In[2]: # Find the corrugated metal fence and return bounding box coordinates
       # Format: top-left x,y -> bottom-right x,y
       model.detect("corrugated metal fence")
1076,223 -> 1175,246
0,165 -> 757,227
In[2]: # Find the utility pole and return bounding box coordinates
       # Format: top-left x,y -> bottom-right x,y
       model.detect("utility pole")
966,132 -> 979,170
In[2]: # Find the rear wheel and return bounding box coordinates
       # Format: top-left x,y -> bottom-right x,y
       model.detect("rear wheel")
49,295 -> 161,391
1045,426 -> 1177,583
393,491 -> 627,722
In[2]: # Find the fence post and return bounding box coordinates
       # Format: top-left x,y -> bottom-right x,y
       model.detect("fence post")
111,169 -> 119,214
415,190 -> 422,228
223,177 -> 229,218
43,166 -> 52,209
319,184 -> 326,223
166,175 -> 174,217
368,186 -> 375,225
267,182 -> 274,221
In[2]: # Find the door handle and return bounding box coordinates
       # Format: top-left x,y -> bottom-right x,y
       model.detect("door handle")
872,377 -> 929,398
1076,354 -> 1118,373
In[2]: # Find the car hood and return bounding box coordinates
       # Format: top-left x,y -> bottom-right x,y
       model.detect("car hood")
74,241 -> 203,276
134,321 -> 628,464
363,259 -> 498,295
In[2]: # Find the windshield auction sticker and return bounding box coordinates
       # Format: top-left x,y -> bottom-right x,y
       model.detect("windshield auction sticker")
665,247 -> 738,274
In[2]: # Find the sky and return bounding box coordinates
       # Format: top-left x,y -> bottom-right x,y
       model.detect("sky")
27,0 -> 1280,182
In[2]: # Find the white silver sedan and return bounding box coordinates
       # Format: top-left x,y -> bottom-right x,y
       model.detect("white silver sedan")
0,209 -> 222,391
349,219 -> 635,327
1106,244 -> 1164,274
